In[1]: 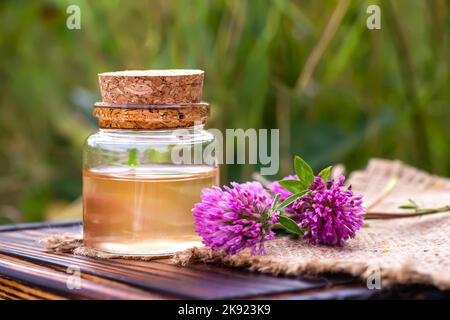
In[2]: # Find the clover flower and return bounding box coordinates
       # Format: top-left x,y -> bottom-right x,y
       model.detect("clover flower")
292,175 -> 365,246
192,181 -> 279,255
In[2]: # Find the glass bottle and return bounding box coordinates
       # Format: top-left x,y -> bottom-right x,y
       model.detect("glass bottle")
82,70 -> 218,256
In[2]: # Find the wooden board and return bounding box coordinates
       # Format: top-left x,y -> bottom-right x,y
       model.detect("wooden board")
0,221 -> 447,300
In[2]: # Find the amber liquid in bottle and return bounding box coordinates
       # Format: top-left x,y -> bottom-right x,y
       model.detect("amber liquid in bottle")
83,164 -> 218,256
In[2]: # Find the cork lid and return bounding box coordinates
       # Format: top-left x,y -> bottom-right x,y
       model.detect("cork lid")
98,69 -> 204,105
95,69 -> 208,129
93,102 -> 210,130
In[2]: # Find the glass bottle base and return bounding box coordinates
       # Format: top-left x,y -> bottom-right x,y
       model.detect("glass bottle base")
84,239 -> 204,257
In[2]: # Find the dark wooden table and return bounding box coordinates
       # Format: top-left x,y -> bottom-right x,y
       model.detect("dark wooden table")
0,221 -> 447,300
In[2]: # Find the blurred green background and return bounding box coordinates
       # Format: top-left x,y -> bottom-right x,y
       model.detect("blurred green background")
0,0 -> 448,223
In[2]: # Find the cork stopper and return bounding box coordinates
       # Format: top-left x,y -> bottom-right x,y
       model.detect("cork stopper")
98,69 -> 204,105
93,103 -> 210,130
95,69 -> 208,130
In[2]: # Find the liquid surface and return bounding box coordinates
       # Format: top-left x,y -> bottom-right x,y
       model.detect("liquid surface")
83,165 -> 218,256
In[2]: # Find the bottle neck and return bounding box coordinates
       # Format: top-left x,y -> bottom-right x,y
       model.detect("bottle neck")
96,125 -> 212,143
99,124 -> 205,135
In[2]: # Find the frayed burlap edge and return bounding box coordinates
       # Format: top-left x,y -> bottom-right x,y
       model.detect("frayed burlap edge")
40,234 -> 168,261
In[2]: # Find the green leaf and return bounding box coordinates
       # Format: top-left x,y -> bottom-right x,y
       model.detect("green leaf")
398,204 -> 417,210
278,215 -> 304,235
128,148 -> 139,166
278,179 -> 305,194
270,193 -> 280,212
277,190 -> 309,210
318,166 -> 332,182
294,156 -> 314,189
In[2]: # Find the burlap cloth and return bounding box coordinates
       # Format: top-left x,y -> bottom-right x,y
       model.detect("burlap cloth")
43,159 -> 450,289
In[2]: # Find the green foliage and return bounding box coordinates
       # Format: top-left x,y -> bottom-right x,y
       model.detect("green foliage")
277,190 -> 309,211
0,0 -> 448,222
294,156 -> 314,189
127,148 -> 139,166
278,215 -> 304,236
278,180 -> 304,194
318,166 -> 332,182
